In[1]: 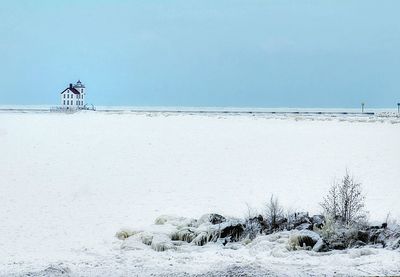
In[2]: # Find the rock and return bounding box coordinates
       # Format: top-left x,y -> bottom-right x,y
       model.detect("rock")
192,231 -> 212,246
139,232 -> 154,246
199,213 -> 226,225
273,218 -> 288,231
289,230 -> 320,250
312,238 -> 329,252
329,241 -> 347,250
311,215 -> 325,228
151,234 -> 176,252
171,227 -> 197,243
288,212 -> 311,230
115,228 -> 138,240
356,230 -> 369,243
295,223 -> 312,231
349,240 -> 367,248
368,225 -> 380,230
368,228 -> 387,246
209,214 -> 227,224
154,215 -> 176,225
249,215 -> 268,229
220,223 -> 245,242
297,230 -> 320,247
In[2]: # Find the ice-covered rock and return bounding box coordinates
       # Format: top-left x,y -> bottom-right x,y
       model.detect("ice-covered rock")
288,230 -> 321,250
115,228 -> 140,240
349,240 -> 367,248
356,230 -> 369,243
118,214 -> 400,253
139,231 -> 154,246
312,238 -> 329,252
219,222 -> 245,242
192,231 -> 213,246
198,213 -> 226,225
150,233 -> 176,252
171,227 -> 197,243
295,223 -> 312,231
311,215 -> 325,228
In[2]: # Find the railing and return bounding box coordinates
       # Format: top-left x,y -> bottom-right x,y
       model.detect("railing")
50,106 -> 78,113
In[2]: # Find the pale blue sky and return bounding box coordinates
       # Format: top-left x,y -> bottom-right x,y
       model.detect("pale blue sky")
0,0 -> 399,107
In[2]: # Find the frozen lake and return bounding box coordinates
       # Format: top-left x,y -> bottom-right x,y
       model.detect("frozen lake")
0,111 -> 399,275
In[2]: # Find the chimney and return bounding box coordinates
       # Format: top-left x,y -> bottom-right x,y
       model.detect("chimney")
69,83 -> 73,88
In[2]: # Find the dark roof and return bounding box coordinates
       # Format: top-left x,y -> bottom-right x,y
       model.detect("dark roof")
60,87 -> 81,95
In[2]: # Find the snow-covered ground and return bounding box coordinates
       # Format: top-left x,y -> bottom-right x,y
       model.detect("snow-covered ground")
0,111 -> 399,276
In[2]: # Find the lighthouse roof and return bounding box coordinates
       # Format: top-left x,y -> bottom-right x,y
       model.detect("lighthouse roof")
74,80 -> 85,88
60,84 -> 81,95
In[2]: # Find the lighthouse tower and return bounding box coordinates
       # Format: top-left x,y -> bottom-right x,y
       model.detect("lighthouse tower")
73,80 -> 86,106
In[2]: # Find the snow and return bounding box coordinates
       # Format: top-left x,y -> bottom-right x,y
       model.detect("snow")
0,110 -> 399,275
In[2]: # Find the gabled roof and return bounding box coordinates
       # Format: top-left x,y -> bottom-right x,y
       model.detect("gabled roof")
60,87 -> 81,95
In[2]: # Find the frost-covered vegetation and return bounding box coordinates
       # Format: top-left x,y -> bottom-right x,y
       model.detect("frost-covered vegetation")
320,171 -> 367,226
117,173 -> 400,254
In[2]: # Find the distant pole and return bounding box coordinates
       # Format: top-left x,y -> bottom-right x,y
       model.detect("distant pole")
361,102 -> 365,113
397,103 -> 400,115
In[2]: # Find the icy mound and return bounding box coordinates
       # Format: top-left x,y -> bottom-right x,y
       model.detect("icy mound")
117,213 -> 400,254
116,214 -> 327,253
116,214 -> 246,251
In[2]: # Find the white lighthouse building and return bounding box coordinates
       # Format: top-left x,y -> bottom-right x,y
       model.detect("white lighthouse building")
60,80 -> 86,109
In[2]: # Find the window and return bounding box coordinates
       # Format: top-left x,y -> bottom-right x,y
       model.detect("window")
76,101 -> 78,105
63,94 -> 65,98
63,100 -> 65,105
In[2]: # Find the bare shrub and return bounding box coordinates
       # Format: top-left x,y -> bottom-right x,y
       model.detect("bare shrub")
243,203 -> 262,240
265,194 -> 284,230
320,171 -> 367,226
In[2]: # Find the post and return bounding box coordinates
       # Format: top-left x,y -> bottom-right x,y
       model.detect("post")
397,103 -> 400,115
361,102 -> 365,113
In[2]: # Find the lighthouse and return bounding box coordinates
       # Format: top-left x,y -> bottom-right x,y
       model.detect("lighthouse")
60,80 -> 86,108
